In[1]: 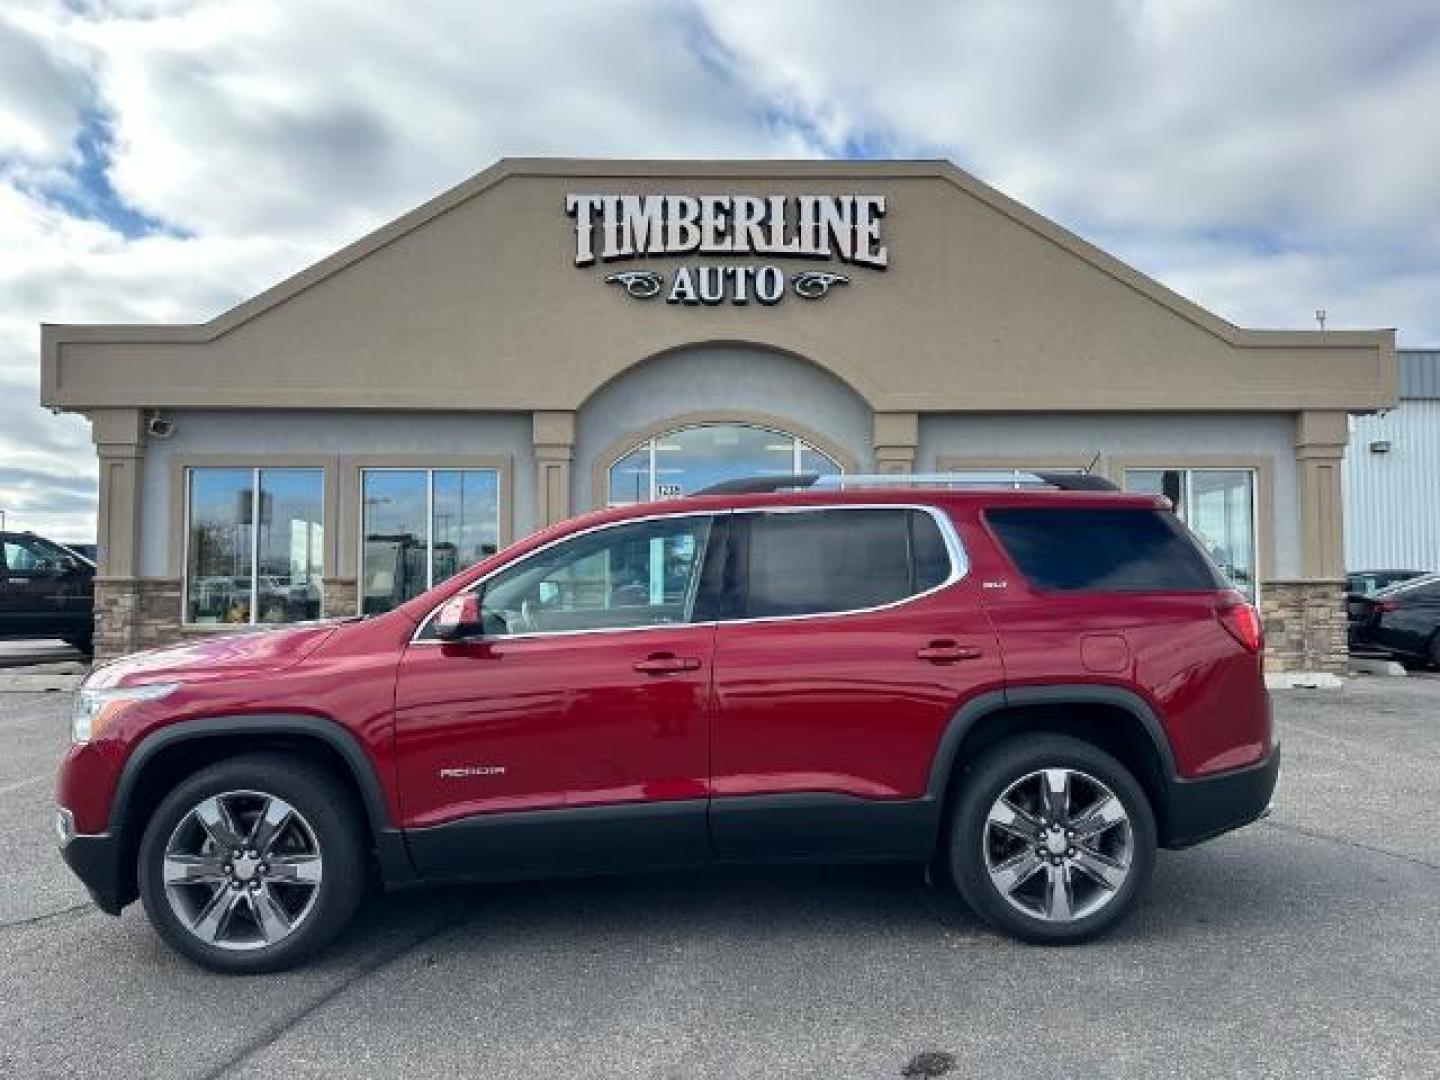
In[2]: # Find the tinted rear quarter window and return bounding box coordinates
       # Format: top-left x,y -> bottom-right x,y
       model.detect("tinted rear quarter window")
986,508 -> 1224,592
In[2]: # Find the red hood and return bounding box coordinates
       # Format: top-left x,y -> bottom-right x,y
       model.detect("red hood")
86,622 -> 341,689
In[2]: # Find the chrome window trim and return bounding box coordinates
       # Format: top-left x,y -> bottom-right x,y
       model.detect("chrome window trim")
409,503 -> 968,645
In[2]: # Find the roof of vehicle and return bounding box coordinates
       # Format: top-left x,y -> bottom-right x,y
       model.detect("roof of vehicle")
1374,572 -> 1440,597
393,477 -> 1171,625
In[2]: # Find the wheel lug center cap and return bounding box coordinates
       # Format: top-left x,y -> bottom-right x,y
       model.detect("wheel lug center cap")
232,853 -> 261,882
1045,832 -> 1069,856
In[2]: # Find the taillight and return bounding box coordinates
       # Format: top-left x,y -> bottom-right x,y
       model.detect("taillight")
1218,596 -> 1263,653
1373,599 -> 1398,614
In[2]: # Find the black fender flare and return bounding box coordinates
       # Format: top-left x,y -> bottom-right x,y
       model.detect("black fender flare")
109,714 -> 417,883
923,685 -> 1179,802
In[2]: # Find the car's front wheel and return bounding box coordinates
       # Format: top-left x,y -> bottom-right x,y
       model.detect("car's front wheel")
137,753 -> 367,973
944,734 -> 1156,945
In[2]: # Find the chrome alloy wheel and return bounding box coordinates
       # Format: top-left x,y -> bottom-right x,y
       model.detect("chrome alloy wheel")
982,768 -> 1134,923
161,790 -> 324,951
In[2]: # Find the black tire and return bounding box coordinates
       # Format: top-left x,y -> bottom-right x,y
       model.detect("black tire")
1427,632 -> 1440,670
943,734 -> 1156,945
137,753 -> 367,973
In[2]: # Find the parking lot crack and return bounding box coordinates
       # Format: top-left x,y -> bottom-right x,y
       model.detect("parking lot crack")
1262,819 -> 1440,871
0,901 -> 93,931
195,906 -> 477,1080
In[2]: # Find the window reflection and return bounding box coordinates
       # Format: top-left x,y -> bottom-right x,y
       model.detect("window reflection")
480,516 -> 711,635
362,469 -> 500,614
1125,468 -> 1257,600
185,468 -> 323,624
607,423 -> 841,506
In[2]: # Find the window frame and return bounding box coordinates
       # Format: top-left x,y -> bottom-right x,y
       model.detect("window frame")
181,465 -> 327,626
412,503 -> 967,644
359,465 -> 503,614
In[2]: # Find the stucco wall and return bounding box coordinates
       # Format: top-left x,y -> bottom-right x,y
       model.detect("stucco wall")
918,412 -> 1301,579
139,410 -> 533,577
44,161 -> 1394,418
572,344 -> 874,510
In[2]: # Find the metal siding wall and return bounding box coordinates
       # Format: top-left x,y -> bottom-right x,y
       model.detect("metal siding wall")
1397,350 -> 1440,399
1344,401 -> 1440,571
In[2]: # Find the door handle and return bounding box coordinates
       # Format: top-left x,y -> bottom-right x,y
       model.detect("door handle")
916,640 -> 983,663
633,653 -> 702,674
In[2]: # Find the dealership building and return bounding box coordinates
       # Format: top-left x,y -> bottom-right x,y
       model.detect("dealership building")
40,159 -> 1395,675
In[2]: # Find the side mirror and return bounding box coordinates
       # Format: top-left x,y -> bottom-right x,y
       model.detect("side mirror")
434,593 -> 484,641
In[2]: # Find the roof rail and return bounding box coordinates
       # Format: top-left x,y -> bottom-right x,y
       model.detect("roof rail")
690,471 -> 1119,496
692,473 -> 821,496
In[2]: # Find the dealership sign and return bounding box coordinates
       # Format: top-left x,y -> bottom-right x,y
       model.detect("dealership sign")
565,193 -> 887,305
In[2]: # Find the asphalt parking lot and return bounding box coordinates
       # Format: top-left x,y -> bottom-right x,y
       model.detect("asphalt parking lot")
2,678 -> 1437,1079
0,639 -> 85,670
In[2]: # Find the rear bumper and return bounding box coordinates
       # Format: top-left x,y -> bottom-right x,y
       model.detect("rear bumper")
59,829 -> 127,916
1161,743 -> 1281,849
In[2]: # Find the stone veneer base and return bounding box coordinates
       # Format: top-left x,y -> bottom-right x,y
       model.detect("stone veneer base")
96,576 -> 1348,675
1259,579 -> 1348,676
93,577 -> 360,662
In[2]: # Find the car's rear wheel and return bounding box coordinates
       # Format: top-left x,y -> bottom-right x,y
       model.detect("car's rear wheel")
137,754 -> 367,973
944,734 -> 1156,945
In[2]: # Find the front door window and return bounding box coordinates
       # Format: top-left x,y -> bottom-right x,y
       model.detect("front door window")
479,516 -> 712,636
607,423 -> 840,506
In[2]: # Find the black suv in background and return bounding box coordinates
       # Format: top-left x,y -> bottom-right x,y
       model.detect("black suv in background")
0,532 -> 95,654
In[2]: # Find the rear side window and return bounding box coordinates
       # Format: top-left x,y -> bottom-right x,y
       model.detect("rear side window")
740,509 -> 953,618
986,508 -> 1225,592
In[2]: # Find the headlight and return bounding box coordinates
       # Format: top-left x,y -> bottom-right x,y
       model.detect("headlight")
71,683 -> 178,744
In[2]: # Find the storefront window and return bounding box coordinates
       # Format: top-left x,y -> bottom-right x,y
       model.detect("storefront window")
362,468 -> 500,614
1125,468 -> 1257,600
185,468 -> 324,625
607,423 -> 841,506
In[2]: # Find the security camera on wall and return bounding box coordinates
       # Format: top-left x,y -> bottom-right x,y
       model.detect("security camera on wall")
145,413 -> 175,439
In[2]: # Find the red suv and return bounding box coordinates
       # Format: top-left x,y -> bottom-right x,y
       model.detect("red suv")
56,474 -> 1277,971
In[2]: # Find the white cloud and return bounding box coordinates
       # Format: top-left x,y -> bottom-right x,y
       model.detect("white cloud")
0,0 -> 1436,541
76,0 -> 807,240
697,0 -> 1440,333
0,7 -> 91,166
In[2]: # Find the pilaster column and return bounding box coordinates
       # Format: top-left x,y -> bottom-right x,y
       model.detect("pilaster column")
1295,410 -> 1348,579
533,410 -> 575,529
90,409 -> 146,578
89,409 -> 146,658
873,411 -> 918,474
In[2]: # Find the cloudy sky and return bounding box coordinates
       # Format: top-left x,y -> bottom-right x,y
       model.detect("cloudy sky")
2,0 -> 1437,541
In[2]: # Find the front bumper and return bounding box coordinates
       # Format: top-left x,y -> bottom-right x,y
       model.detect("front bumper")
58,823 -> 127,916
1161,742 -> 1281,849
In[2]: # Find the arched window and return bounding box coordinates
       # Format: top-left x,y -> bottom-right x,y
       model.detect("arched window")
607,423 -> 842,506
